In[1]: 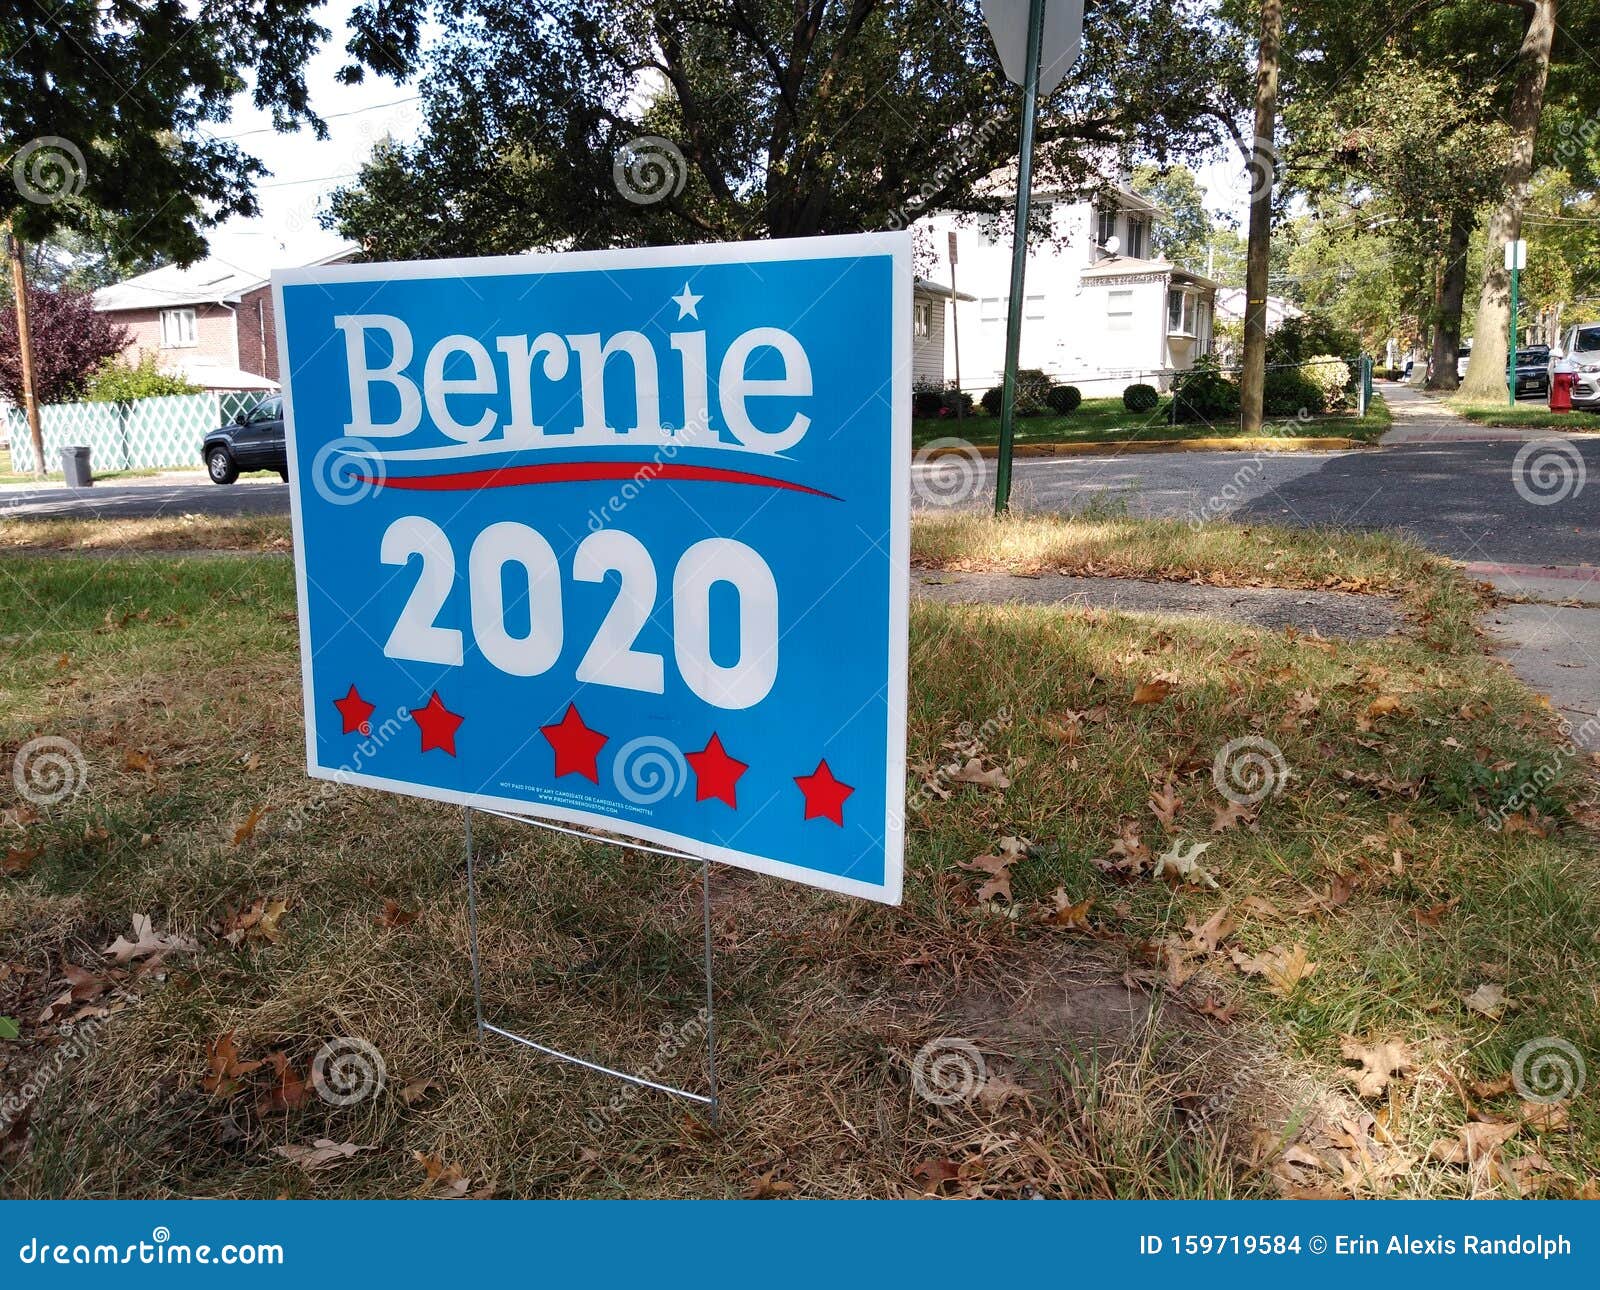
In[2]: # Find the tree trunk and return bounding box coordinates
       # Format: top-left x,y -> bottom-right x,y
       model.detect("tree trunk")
1459,0 -> 1556,399
7,230 -> 44,478
1425,210 -> 1472,391
1239,0 -> 1283,434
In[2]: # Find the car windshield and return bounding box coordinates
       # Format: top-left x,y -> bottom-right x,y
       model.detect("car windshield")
1573,328 -> 1600,354
1518,349 -> 1548,363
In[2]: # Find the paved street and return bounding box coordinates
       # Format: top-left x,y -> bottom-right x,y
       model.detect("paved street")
0,473 -> 290,520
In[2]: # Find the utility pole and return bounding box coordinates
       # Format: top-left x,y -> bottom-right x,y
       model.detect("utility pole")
1239,0 -> 1282,435
7,228 -> 45,478
948,230 -> 964,421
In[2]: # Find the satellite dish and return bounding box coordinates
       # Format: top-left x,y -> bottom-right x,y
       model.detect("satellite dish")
1103,235 -> 1121,256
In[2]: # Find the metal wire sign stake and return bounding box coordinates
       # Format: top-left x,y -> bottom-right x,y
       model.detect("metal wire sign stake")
463,806 -> 720,1121
273,234 -> 909,1125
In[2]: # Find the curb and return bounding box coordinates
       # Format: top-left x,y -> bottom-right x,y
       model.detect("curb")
919,436 -> 1366,459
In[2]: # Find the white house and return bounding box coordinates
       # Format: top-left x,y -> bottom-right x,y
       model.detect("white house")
914,181 -> 1217,396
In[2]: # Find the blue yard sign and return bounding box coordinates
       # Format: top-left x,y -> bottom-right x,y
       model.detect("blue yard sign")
274,233 -> 909,903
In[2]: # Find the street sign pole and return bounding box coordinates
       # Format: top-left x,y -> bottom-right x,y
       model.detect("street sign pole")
948,229 -> 965,421
1505,238 -> 1526,408
994,0 -> 1046,515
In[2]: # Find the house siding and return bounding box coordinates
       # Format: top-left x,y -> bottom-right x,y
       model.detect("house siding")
235,285 -> 278,381
911,293 -> 948,387
113,302 -> 239,371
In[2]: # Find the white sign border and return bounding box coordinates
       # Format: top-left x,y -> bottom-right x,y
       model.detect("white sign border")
272,231 -> 910,905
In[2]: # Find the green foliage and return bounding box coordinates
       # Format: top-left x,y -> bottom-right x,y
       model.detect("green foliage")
1299,354 -> 1353,410
84,354 -> 202,403
1262,367 -> 1327,418
980,386 -> 1003,416
1123,383 -> 1159,413
1169,359 -> 1240,424
1265,313 -> 1362,366
1016,369 -> 1051,416
1046,384 -> 1082,414
325,0 -> 1249,255
1130,163 -> 1214,274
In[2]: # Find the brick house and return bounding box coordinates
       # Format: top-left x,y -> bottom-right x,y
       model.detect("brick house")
93,243 -> 359,391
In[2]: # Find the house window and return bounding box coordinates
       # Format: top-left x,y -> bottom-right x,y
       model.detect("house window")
980,296 -> 1006,326
1024,294 -> 1045,320
1107,290 -> 1133,332
1125,217 -> 1147,260
1167,289 -> 1196,335
1096,205 -> 1117,249
160,308 -> 197,348
913,300 -> 932,339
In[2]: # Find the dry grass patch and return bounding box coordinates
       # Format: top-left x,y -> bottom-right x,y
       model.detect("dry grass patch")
0,514 -> 293,555
1,551 -> 1597,1198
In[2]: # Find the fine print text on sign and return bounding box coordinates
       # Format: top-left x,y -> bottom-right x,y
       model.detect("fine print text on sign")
274,233 -> 909,903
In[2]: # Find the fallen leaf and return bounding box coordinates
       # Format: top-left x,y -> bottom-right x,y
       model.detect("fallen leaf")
1429,1118 -> 1522,1166
1521,1101 -> 1569,1132
975,1074 -> 1034,1108
910,1158 -> 961,1192
744,1169 -> 796,1199
1148,780 -> 1181,829
1413,899 -> 1458,928
1193,996 -> 1237,1025
202,1031 -> 264,1097
1233,943 -> 1317,996
1185,905 -> 1237,953
275,1139 -> 373,1172
232,806 -> 269,846
2,845 -> 40,875
1210,800 -> 1256,833
1462,983 -> 1508,1020
414,1150 -> 472,1195
1040,890 -> 1093,929
376,899 -> 421,929
947,758 -> 1009,790
104,912 -> 198,964
1133,678 -> 1176,705
1153,839 -> 1217,889
123,749 -> 157,776
399,1076 -> 442,1106
258,1051 -> 310,1113
1340,1037 -> 1416,1098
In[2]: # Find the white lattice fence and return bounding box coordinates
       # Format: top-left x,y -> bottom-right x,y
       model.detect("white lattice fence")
7,392 -> 267,474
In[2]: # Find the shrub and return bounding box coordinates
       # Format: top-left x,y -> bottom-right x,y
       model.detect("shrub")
912,384 -> 943,418
1262,367 -> 1327,418
1045,384 -> 1082,414
1123,383 -> 1159,413
980,386 -> 1003,416
84,353 -> 203,403
1264,312 -> 1361,367
1169,359 -> 1239,425
1299,353 -> 1352,410
1016,368 -> 1051,416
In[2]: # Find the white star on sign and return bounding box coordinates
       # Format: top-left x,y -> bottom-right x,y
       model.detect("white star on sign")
672,282 -> 702,319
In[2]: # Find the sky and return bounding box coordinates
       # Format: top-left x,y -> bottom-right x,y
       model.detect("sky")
203,1 -> 1251,276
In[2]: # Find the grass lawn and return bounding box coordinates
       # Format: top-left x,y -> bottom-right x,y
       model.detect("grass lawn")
0,445 -> 181,486
2,513 -> 1596,1198
1448,401 -> 1600,432
913,393 -> 1391,451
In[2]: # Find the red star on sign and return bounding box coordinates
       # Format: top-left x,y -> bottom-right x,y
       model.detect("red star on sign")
413,691 -> 463,756
540,703 -> 608,783
333,683 -> 376,735
795,759 -> 854,826
687,733 -> 747,808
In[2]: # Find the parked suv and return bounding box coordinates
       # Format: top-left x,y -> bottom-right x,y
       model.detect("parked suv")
202,395 -> 287,483
1550,324 -> 1600,408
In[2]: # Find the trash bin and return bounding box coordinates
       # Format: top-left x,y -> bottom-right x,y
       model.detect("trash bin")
1550,371 -> 1575,413
61,444 -> 93,488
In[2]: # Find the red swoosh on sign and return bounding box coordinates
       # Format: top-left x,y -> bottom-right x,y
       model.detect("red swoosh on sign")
357,460 -> 839,499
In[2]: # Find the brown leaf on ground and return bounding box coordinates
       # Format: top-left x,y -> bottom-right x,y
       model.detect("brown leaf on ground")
274,1139 -> 373,1172
947,758 -> 1010,790
221,897 -> 289,947
1039,890 -> 1093,929
910,1159 -> 962,1193
123,748 -> 157,777
1041,715 -> 1083,746
414,1150 -> 473,1195
1429,1118 -> 1522,1167
1521,1101 -> 1570,1132
1193,995 -> 1238,1025
3,845 -> 40,875
1470,1073 -> 1515,1100
376,899 -> 421,929
960,837 -> 1027,904
1148,780 -> 1181,829
1340,1037 -> 1416,1098
1462,983 -> 1508,1020
1185,905 -> 1237,953
1132,678 -> 1176,705
1364,695 -> 1405,721
257,1051 -> 310,1113
1413,899 -> 1458,928
233,806 -> 269,846
399,1076 -> 442,1106
104,912 -> 199,964
744,1169 -> 797,1198
975,1074 -> 1034,1109
1098,821 -> 1152,878
1232,943 -> 1317,996
1210,800 -> 1256,833
202,1031 -> 264,1097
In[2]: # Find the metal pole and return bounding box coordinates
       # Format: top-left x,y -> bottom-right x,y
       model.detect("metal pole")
948,231 -> 964,422
463,806 -> 485,1048
994,0 -> 1046,515
1507,260 -> 1520,407
701,859 -> 720,1126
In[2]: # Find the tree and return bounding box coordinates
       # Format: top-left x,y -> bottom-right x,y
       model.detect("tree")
0,285 -> 128,406
1130,163 -> 1214,273
326,0 -> 1249,256
83,354 -> 201,403
1240,0 -> 1283,435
